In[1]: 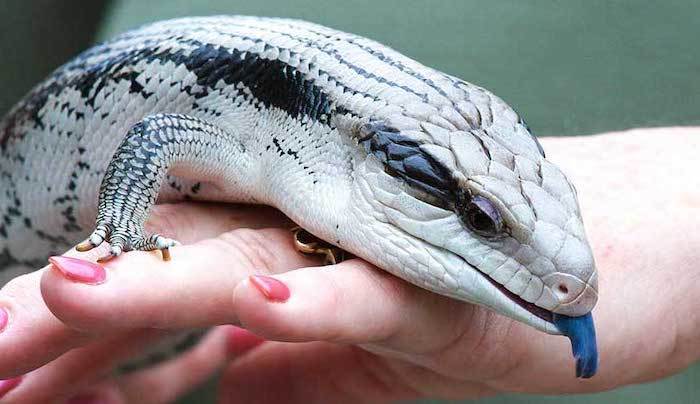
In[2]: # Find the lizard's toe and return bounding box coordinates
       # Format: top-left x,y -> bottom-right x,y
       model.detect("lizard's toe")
154,235 -> 179,250
96,234 -> 129,262
97,246 -> 121,263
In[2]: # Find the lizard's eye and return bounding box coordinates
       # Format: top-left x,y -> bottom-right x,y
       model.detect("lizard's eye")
462,195 -> 503,238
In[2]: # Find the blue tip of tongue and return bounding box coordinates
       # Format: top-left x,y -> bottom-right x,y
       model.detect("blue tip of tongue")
552,312 -> 598,378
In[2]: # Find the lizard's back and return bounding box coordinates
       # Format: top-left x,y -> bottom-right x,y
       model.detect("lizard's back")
0,15 -> 483,277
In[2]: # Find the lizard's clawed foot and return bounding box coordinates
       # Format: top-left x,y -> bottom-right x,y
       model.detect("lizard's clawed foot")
292,227 -> 350,265
76,222 -> 179,262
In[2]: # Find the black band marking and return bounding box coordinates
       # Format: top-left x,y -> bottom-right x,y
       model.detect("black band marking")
360,122 -> 454,200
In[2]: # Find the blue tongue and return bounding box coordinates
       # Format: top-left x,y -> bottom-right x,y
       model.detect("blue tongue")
552,312 -> 598,378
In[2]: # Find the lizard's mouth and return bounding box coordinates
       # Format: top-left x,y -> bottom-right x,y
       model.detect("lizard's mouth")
482,274 -> 554,324
473,268 -> 598,378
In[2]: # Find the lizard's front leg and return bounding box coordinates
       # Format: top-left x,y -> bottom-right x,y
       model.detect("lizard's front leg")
77,113 -> 249,261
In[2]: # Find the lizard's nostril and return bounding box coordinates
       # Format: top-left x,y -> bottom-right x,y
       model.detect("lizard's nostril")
543,273 -> 585,304
543,273 -> 598,316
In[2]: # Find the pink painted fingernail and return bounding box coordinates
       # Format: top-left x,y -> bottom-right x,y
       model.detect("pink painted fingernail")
227,326 -> 265,356
0,376 -> 22,399
65,393 -> 108,404
249,275 -> 290,302
49,256 -> 106,285
0,308 -> 8,333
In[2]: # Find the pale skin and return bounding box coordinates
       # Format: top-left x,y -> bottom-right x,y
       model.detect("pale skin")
0,127 -> 697,403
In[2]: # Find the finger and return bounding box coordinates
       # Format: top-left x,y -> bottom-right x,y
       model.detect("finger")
59,381 -> 127,404
56,327 -> 263,404
232,259 -> 480,354
0,269 -> 89,378
4,329 -> 164,403
117,326 -> 261,403
0,203 -> 282,378
217,341 -> 440,404
230,259 -> 567,384
218,342 -> 369,404
41,227 -> 322,333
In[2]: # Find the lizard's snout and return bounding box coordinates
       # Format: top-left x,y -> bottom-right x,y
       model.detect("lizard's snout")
531,226 -> 598,317
544,271 -> 598,316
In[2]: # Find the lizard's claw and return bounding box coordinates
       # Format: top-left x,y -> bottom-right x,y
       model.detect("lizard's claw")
75,241 -> 95,252
76,224 -> 111,252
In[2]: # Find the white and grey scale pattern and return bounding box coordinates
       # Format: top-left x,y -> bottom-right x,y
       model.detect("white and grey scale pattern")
0,16 -> 597,338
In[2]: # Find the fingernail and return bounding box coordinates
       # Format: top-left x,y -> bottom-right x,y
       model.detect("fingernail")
0,308 -> 8,333
49,256 -> 106,285
0,376 -> 22,399
227,326 -> 265,356
249,275 -> 290,302
65,393 -> 108,404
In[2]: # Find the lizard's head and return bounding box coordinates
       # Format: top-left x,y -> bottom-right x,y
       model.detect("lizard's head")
347,89 -> 598,335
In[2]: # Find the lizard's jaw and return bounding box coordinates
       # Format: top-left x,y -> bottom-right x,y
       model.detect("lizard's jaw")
443,261 -> 562,335
483,273 -> 554,324
459,264 -> 560,334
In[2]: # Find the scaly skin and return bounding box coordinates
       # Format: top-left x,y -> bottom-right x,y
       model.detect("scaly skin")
0,16 -> 597,354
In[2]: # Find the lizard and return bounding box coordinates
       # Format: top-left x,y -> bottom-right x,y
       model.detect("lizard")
0,16 -> 599,378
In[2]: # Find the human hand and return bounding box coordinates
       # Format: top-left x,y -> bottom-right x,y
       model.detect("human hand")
213,127 -> 700,402
0,203 -> 321,403
0,127 -> 698,403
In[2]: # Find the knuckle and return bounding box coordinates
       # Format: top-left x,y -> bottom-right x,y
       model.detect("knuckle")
215,228 -> 279,272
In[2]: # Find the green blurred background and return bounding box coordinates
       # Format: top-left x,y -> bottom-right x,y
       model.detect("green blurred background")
1,0 -> 698,402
